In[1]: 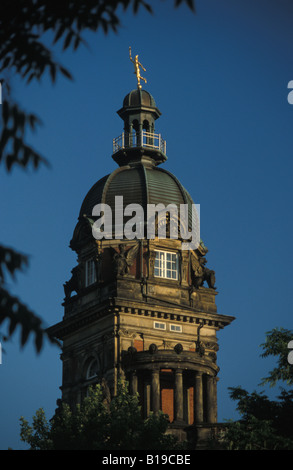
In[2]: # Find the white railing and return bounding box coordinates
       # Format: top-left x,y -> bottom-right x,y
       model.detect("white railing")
113,131 -> 166,155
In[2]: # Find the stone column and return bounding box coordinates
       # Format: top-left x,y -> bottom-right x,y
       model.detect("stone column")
144,381 -> 151,418
213,377 -> 218,422
138,123 -> 143,147
129,370 -> 138,395
206,374 -> 217,423
128,123 -> 133,147
174,369 -> 184,422
151,369 -> 160,414
180,251 -> 189,287
194,371 -> 203,423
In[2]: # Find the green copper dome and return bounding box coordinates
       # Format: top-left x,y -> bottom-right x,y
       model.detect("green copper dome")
70,162 -> 196,251
79,163 -> 194,219
122,89 -> 157,109
70,89 -> 196,251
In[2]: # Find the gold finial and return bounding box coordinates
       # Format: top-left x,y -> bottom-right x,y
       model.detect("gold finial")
129,47 -> 147,89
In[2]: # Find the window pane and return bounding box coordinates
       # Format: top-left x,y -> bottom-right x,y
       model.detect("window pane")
86,259 -> 97,286
154,251 -> 178,280
170,324 -> 182,332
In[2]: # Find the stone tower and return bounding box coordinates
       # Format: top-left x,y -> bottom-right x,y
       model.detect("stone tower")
49,86 -> 234,447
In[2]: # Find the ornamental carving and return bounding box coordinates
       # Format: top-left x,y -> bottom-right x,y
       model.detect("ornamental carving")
148,250 -> 156,277
190,252 -> 216,290
205,341 -> 219,352
112,243 -> 139,276
180,251 -> 189,285
118,329 -> 137,339
63,264 -> 83,299
196,341 -> 205,357
149,343 -> 158,354
208,351 -> 217,362
174,343 -> 183,354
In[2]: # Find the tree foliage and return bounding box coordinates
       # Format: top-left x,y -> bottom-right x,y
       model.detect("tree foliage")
0,243 -> 59,352
0,0 -> 195,352
20,381 -> 183,450
259,327 -> 293,387
222,328 -> 293,450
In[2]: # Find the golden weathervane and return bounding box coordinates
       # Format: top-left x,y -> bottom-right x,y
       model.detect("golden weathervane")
129,47 -> 147,89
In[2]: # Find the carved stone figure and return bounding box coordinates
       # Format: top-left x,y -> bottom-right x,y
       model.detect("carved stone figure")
203,264 -> 216,289
54,398 -> 63,417
149,343 -> 158,354
113,243 -> 139,276
190,253 -> 216,289
63,265 -> 82,299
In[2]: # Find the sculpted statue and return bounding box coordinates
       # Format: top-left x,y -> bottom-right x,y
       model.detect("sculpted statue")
113,243 -> 139,276
129,46 -> 147,89
63,265 -> 82,299
190,253 -> 216,289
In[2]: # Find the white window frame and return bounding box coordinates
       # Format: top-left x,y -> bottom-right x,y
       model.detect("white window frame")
154,250 -> 179,280
170,324 -> 182,333
85,259 -> 97,287
154,321 -> 166,330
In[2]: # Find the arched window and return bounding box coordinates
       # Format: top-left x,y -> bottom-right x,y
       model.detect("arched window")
86,358 -> 99,380
132,119 -> 139,132
143,119 -> 149,131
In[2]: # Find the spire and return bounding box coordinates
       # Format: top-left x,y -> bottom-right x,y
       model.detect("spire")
112,49 -> 167,167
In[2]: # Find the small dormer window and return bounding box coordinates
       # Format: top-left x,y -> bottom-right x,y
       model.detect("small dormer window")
154,250 -> 178,280
85,259 -> 96,287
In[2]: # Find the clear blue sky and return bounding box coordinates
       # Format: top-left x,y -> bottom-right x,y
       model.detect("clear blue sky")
1,0 -> 293,449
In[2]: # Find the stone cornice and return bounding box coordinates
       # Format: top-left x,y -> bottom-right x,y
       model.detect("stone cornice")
47,294 -> 234,341
47,298 -> 117,340
111,296 -> 235,330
